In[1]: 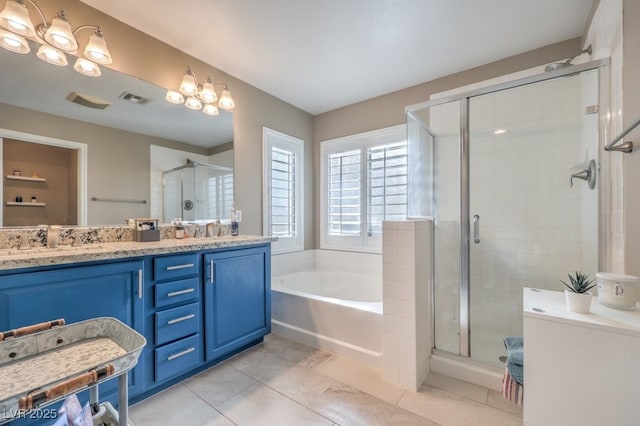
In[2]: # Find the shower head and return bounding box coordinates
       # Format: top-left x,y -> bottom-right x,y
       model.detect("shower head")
544,44 -> 592,72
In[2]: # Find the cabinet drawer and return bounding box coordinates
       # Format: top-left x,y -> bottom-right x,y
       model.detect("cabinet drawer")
154,334 -> 200,382
154,253 -> 199,281
155,277 -> 199,308
155,302 -> 200,346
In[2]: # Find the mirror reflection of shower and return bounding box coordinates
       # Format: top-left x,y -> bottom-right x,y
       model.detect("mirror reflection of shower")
162,160 -> 234,223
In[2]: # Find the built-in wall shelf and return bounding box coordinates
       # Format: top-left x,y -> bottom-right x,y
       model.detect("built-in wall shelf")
6,202 -> 46,207
6,175 -> 46,182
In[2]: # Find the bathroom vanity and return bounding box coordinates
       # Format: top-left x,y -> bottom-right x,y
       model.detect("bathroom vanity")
0,236 -> 271,425
523,288 -> 640,426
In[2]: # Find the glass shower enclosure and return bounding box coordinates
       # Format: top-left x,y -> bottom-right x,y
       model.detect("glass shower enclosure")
162,160 -> 234,223
407,60 -> 607,367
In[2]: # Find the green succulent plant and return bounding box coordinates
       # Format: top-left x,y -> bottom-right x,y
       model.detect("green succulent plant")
561,271 -> 596,294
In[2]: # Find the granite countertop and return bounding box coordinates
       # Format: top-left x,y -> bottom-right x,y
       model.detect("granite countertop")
0,235 -> 274,271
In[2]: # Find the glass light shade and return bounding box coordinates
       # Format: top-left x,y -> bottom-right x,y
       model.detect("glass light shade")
0,0 -> 35,37
36,44 -> 67,66
199,77 -> 217,103
202,103 -> 219,116
179,69 -> 198,96
0,28 -> 29,53
83,31 -> 112,64
184,96 -> 202,110
165,90 -> 185,105
44,11 -> 78,52
73,57 -> 101,77
217,88 -> 235,110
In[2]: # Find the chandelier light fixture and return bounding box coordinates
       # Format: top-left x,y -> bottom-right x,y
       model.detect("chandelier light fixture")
165,66 -> 235,116
0,0 -> 112,77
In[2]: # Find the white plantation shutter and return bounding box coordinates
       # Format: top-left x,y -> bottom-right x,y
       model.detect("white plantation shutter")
367,141 -> 408,236
263,128 -> 304,253
321,124 -> 407,252
328,149 -> 361,236
207,172 -> 233,220
270,147 -> 297,238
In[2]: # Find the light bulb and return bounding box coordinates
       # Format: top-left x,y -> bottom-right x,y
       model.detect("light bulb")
165,90 -> 185,105
73,57 -> 101,77
44,11 -> 78,52
179,67 -> 198,96
83,30 -> 112,65
218,88 -> 235,110
0,28 -> 29,53
36,44 -> 67,66
203,103 -> 219,116
199,77 -> 217,103
0,0 -> 35,37
184,96 -> 202,110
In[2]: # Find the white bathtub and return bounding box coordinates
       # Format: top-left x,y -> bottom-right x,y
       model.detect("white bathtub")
271,250 -> 383,368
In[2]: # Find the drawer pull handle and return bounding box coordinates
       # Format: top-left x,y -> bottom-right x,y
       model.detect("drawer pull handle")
167,314 -> 196,325
167,288 -> 195,297
210,260 -> 214,284
138,269 -> 143,299
167,346 -> 195,361
166,263 -> 195,271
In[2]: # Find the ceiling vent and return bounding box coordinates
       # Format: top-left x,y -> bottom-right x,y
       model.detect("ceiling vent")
66,92 -> 112,110
119,91 -> 149,105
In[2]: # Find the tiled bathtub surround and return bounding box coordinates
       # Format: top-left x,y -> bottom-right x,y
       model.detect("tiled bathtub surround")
0,223 -> 230,250
382,220 -> 432,392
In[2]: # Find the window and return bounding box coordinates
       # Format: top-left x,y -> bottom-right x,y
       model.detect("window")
321,124 -> 407,252
263,127 -> 304,253
206,171 -> 234,220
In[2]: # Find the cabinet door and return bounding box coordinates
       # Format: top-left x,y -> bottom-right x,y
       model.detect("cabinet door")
204,245 -> 271,361
0,261 -> 145,398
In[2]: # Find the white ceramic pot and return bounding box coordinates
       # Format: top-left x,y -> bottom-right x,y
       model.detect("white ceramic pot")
565,290 -> 592,313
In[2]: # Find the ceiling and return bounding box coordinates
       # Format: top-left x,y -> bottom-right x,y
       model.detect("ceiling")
84,1 -> 593,115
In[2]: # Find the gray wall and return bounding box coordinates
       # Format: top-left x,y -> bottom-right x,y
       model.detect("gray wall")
312,38 -> 581,247
623,0 -> 640,275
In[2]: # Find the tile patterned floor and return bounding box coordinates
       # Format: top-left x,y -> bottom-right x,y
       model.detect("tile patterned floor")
130,334 -> 522,425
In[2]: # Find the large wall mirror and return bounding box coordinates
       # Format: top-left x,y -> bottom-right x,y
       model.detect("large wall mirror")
0,43 -> 234,227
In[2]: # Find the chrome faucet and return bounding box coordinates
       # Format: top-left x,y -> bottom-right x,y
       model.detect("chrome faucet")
46,225 -> 61,248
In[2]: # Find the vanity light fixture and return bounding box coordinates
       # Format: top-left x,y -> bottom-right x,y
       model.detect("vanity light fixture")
0,0 -> 113,77
165,66 -> 235,116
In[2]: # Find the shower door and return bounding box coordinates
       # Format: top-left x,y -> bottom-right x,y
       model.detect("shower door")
407,62 -> 604,366
467,69 -> 600,366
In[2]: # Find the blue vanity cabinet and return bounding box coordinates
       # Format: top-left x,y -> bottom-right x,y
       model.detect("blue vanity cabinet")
0,260 -> 146,403
203,244 -> 271,361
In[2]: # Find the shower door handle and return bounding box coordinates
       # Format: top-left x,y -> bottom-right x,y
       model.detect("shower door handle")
473,215 -> 480,244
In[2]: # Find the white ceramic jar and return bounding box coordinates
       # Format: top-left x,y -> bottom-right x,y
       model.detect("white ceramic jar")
596,272 -> 639,310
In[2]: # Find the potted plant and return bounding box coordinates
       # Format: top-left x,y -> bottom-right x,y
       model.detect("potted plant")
561,271 -> 596,313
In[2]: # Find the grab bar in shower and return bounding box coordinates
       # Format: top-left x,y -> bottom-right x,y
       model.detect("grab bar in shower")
604,115 -> 640,153
91,197 -> 147,204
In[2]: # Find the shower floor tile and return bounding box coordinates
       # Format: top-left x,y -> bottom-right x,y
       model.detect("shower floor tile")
130,333 -> 523,426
